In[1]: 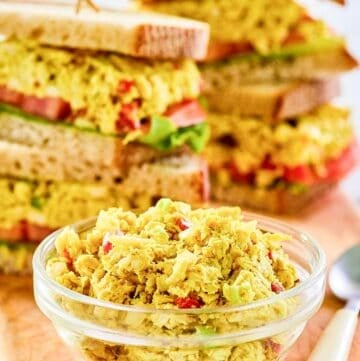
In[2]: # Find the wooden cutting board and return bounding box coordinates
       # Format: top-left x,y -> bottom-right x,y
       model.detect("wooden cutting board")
0,188 -> 359,361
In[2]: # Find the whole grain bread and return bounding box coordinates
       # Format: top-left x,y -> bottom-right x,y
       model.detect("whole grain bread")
0,113 -> 186,184
203,78 -> 340,120
211,179 -> 333,214
0,150 -> 209,205
0,2 -> 209,60
202,49 -> 357,85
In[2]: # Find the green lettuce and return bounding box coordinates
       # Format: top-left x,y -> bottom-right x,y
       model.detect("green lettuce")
209,36 -> 345,67
0,103 -> 210,152
139,116 -> 210,152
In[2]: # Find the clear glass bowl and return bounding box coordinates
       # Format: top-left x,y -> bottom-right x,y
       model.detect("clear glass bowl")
33,214 -> 326,361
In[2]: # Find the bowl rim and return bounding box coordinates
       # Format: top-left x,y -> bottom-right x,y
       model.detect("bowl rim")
33,211 -> 327,315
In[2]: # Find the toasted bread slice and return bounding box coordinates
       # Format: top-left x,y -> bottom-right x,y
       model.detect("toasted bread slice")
204,78 -> 340,120
0,112 -> 188,184
0,2 -> 209,60
211,179 -> 334,214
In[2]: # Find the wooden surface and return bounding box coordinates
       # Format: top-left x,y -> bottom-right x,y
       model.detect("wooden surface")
0,188 -> 359,361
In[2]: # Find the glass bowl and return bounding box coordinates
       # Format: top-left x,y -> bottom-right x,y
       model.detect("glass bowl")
33,213 -> 326,361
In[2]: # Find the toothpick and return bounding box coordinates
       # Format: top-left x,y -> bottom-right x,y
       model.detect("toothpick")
75,0 -> 100,14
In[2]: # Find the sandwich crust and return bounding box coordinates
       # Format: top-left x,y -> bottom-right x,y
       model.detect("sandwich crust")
211,179 -> 334,214
202,49 -> 358,84
203,78 -> 341,120
0,2 -> 209,60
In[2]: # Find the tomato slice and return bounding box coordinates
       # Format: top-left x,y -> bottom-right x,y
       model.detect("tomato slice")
0,85 -> 23,106
226,142 -> 358,186
0,221 -> 55,244
165,99 -> 207,127
283,164 -> 317,185
204,41 -> 254,62
283,142 -> 359,185
227,162 -> 255,184
26,223 -> 55,243
21,96 -> 71,121
324,141 -> 359,182
0,221 -> 27,243
0,85 -> 72,121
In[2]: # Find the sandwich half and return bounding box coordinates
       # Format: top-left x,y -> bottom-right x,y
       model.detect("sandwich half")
140,0 -> 359,214
0,40 -> 210,183
140,0 -> 358,119
0,2 -> 211,273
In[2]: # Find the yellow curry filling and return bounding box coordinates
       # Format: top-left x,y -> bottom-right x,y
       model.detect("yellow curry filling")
46,199 -> 298,360
0,177 -> 157,232
141,0 -> 333,54
0,241 -> 34,274
0,40 -> 201,134
205,105 -> 355,187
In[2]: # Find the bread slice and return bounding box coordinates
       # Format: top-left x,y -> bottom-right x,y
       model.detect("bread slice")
211,179 -> 334,214
203,78 -> 340,120
0,2 -> 209,60
0,112 -> 186,184
202,49 -> 357,85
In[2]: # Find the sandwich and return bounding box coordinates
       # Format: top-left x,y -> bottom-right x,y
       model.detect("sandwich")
140,0 -> 359,213
140,0 -> 357,118
0,2 -> 210,273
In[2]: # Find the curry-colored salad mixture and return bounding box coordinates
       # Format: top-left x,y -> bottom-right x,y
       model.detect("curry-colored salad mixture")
205,105 -> 355,189
46,199 -> 299,361
0,40 -> 201,135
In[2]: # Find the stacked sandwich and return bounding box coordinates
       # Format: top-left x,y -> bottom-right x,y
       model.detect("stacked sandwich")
0,2 -> 211,273
141,0 -> 359,213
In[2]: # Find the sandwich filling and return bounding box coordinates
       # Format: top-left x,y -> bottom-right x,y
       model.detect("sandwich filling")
0,40 -> 209,151
0,177 -> 128,244
141,0 -> 342,60
205,106 -> 358,192
0,240 -> 34,274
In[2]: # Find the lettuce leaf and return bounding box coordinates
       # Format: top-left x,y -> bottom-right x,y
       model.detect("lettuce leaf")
209,36 -> 345,67
0,102 -> 210,152
139,116 -> 210,152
